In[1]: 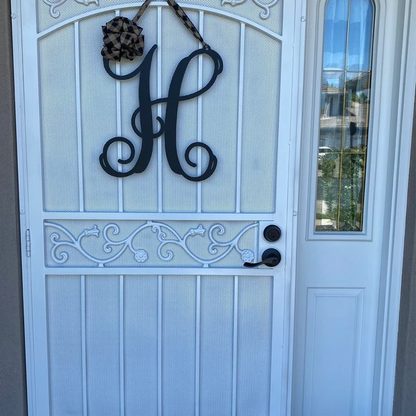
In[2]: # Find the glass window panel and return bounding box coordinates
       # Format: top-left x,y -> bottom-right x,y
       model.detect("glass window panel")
316,153 -> 341,231
316,153 -> 365,231
320,71 -> 345,151
323,0 -> 348,70
344,72 -> 370,150
338,154 -> 365,230
315,0 -> 373,232
347,0 -> 374,71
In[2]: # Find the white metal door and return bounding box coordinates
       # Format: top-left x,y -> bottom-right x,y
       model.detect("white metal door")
14,1 -> 302,415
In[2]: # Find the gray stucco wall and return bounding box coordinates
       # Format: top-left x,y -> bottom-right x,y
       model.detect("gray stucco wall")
0,2 -> 27,416
393,96 -> 416,415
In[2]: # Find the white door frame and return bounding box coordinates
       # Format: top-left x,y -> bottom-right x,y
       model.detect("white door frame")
374,0 -> 416,413
294,0 -> 416,414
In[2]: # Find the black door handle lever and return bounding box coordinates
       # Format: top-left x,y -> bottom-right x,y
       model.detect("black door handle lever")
243,248 -> 281,268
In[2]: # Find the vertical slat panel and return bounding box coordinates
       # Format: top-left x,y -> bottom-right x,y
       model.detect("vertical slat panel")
162,276 -> 196,415
47,276 -> 83,415
74,22 -> 84,212
80,13 -> 118,212
157,7 -> 163,213
232,275 -> 239,416
119,275 -> 124,416
269,274 -> 285,415
115,10 -> 123,213
197,12 -> 204,213
199,276 -> 234,416
240,28 -> 280,213
236,24 -> 246,213
122,7 -> 158,212
162,9 -> 199,212
40,25 -> 79,211
195,275 -> 201,416
81,275 -> 87,416
124,276 -> 158,416
86,276 -> 120,415
201,15 -> 240,213
237,276 -> 273,416
157,275 -> 163,416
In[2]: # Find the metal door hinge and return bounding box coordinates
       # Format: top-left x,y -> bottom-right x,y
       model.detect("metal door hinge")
25,229 -> 31,257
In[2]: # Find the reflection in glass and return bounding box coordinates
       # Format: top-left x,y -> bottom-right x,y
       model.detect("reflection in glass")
347,0 -> 373,71
320,72 -> 345,151
323,0 -> 348,70
323,0 -> 373,71
315,0 -> 373,232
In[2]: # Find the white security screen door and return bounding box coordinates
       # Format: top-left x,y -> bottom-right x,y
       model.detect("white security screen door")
14,0 -> 302,415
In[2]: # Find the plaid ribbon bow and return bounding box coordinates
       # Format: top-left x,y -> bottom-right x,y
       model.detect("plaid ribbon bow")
101,16 -> 144,61
101,0 -> 209,61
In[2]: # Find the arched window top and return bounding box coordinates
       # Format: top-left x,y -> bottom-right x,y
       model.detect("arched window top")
323,0 -> 374,71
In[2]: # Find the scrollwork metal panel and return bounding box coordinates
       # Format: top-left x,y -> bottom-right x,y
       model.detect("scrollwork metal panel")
43,0 -> 280,20
43,0 -> 99,18
45,220 -> 258,267
38,1 -> 283,37
221,0 -> 280,20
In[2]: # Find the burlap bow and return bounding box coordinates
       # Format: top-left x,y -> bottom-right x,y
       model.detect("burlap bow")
101,16 -> 145,61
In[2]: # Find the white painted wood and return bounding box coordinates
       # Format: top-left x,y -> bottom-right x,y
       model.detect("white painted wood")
303,289 -> 364,415
294,1 -> 416,416
375,0 -> 416,413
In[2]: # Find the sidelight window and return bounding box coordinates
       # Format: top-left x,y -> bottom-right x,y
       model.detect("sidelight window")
315,0 -> 374,232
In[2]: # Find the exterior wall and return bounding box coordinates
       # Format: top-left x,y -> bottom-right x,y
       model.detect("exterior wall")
0,2 -> 27,415
393,94 -> 416,416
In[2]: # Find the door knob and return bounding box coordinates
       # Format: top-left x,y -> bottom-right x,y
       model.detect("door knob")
263,225 -> 281,242
243,248 -> 281,268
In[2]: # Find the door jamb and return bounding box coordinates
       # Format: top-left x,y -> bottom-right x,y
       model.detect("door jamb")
375,0 -> 416,413
295,0 -> 416,414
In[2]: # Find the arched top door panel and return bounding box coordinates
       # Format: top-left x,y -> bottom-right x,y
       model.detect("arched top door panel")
37,3 -> 284,213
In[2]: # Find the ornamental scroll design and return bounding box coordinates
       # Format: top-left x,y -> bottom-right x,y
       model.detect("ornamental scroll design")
43,0 -> 98,18
45,221 -> 257,267
43,1 -> 278,20
222,0 -> 279,19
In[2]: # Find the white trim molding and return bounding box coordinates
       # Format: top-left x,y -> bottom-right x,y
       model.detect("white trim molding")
376,0 -> 416,414
295,0 -> 416,415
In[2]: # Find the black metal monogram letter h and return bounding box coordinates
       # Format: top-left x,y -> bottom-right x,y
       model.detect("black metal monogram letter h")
99,44 -> 223,182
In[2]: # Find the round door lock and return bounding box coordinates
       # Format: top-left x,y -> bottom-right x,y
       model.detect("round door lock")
263,225 -> 281,242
